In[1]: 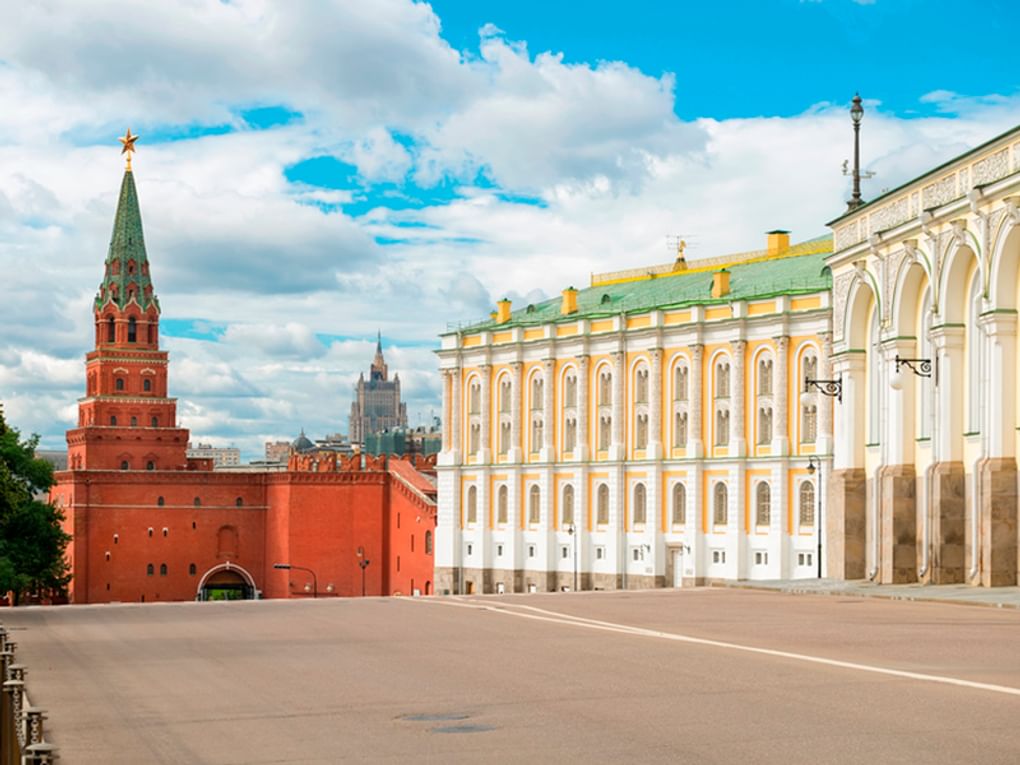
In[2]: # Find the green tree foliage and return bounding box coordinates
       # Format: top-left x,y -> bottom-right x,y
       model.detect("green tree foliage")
0,408 -> 71,604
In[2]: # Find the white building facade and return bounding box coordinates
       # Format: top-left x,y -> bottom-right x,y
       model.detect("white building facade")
435,234 -> 834,594
828,125 -> 1020,586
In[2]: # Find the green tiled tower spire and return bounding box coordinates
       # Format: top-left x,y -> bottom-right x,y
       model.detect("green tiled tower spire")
94,166 -> 159,312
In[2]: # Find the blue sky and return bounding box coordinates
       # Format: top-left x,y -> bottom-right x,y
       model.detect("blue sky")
0,0 -> 1018,458
432,0 -> 1019,119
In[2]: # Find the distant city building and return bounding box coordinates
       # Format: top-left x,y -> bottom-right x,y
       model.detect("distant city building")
349,334 -> 407,444
364,426 -> 442,458
264,441 -> 291,464
186,442 -> 241,469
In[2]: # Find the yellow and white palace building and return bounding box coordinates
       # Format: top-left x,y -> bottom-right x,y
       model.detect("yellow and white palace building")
828,124 -> 1020,587
435,231 -> 834,593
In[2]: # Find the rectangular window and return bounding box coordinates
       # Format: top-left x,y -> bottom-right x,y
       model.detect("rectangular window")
632,548 -> 640,562
712,550 -> 727,564
466,543 -> 473,557
528,545 -> 536,558
596,546 -> 605,560
497,544 -> 504,557
754,551 -> 768,565
561,546 -> 569,559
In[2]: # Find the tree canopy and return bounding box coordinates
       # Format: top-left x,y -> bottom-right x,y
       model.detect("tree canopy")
0,408 -> 70,604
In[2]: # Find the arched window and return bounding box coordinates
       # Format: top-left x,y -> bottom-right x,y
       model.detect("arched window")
598,370 -> 612,406
157,496 -> 165,506
598,415 -> 611,451
672,483 -> 686,526
528,485 -> 541,525
758,358 -> 773,395
159,563 -> 168,576
801,405 -> 817,443
715,410 -> 729,445
675,364 -> 689,401
146,461 -> 155,471
674,412 -> 688,447
597,484 -> 610,526
189,563 -> 197,576
562,485 -> 575,526
116,378 -> 125,391
716,361 -> 730,398
531,376 -> 544,411
150,416 -> 158,427
635,414 -> 648,449
497,485 -> 508,525
499,422 -> 511,454
128,317 -> 137,343
530,417 -> 543,453
713,482 -> 728,526
235,497 -> 243,507
799,481 -> 816,527
131,416 -> 138,427
146,563 -> 154,576
564,374 -> 577,408
107,316 -> 115,343
466,485 -> 478,525
755,482 -> 771,527
110,415 -> 118,426
499,378 -> 511,413
425,530 -> 433,554
193,497 -> 201,507
564,417 -> 577,452
635,367 -> 649,403
632,484 -> 647,527
120,460 -> 129,470
143,378 -> 151,392
758,407 -> 773,444
468,380 -> 481,414
470,423 -> 481,454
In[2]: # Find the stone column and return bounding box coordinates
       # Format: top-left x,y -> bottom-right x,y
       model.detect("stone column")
480,364 -> 492,463
819,332 -> 834,456
979,313 -> 1018,586
774,336 -> 789,455
827,353 -> 866,580
450,367 -> 462,463
731,340 -> 746,457
577,355 -> 590,461
648,348 -> 663,459
929,326 -> 965,584
510,361 -> 523,463
610,350 -> 625,461
541,357 -> 555,462
441,370 -> 452,453
690,344 -> 704,458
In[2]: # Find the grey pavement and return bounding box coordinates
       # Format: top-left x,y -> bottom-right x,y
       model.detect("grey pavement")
719,577 -> 1020,608
4,588 -> 1020,764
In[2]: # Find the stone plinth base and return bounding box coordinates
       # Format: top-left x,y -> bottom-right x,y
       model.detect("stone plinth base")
929,462 -> 965,584
879,464 -> 917,584
827,468 -> 866,580
980,458 -> 1018,587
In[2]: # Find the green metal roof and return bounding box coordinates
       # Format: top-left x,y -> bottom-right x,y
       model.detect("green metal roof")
94,169 -> 159,312
452,236 -> 833,334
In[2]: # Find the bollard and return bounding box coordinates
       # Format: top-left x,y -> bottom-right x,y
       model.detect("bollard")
3,679 -> 24,760
24,742 -> 59,764
22,707 -> 46,747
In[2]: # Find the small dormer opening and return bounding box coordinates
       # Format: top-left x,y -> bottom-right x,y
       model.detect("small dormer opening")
601,294 -> 611,305
526,304 -> 536,314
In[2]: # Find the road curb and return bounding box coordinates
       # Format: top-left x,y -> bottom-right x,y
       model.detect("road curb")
710,581 -> 1020,610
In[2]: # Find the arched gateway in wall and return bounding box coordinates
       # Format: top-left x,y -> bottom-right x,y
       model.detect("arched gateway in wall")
196,562 -> 259,601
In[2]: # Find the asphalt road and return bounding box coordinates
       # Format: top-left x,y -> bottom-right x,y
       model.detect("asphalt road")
4,589 -> 1020,764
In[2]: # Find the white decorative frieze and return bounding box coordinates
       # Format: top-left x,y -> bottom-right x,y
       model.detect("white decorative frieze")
922,175 -> 956,210
972,148 -> 1010,187
832,271 -> 855,343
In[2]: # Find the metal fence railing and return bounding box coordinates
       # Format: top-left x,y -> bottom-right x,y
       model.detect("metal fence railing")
0,625 -> 58,764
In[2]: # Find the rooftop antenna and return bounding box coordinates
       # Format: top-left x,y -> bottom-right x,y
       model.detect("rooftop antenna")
843,93 -> 875,211
666,234 -> 696,271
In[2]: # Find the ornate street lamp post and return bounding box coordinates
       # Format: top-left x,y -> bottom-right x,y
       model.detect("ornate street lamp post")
806,458 -> 823,578
356,547 -> 371,597
847,94 -> 866,211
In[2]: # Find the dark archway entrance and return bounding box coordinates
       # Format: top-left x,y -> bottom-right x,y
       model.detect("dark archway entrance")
197,563 -> 258,601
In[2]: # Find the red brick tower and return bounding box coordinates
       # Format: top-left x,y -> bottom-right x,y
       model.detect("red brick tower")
66,134 -> 190,472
